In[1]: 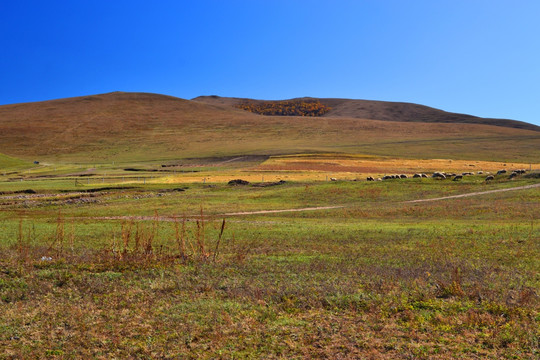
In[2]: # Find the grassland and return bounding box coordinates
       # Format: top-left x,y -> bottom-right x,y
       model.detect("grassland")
1,92 -> 540,164
0,153 -> 538,359
0,153 -> 32,172
1,92 -> 539,357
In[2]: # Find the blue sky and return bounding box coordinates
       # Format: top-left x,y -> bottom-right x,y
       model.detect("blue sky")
1,1 -> 539,125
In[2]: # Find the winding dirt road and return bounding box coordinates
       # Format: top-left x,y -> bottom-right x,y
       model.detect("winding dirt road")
404,183 -> 540,203
75,183 -> 539,222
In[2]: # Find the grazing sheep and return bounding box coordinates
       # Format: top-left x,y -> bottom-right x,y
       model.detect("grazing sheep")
413,173 -> 421,178
400,174 -> 408,179
330,177 -> 337,181
421,173 -> 428,178
477,171 -> 483,175
485,175 -> 495,181
432,172 -> 446,179
453,175 -> 463,181
376,178 -> 382,181
366,176 -> 375,181
462,172 -> 474,176
509,172 -> 518,179
496,169 -> 507,176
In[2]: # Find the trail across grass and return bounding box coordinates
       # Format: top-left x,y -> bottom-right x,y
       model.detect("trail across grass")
405,182 -> 540,203
57,182 -> 540,221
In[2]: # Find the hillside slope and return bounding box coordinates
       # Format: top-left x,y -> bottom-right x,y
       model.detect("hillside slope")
0,92 -> 254,160
1,92 -> 539,163
193,96 -> 540,131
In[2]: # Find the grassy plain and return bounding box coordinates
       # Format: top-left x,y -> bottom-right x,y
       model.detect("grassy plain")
2,92 -> 540,164
0,153 -> 539,359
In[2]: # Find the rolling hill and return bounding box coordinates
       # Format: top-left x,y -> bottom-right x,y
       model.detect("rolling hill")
193,96 -> 540,131
0,92 -> 539,164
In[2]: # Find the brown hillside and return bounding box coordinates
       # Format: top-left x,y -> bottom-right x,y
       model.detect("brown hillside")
0,92 -> 252,159
193,96 -> 540,131
1,92 -> 539,163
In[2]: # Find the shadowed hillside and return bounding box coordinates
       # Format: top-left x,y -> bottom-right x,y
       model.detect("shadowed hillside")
1,92 -> 539,163
194,96 -> 540,132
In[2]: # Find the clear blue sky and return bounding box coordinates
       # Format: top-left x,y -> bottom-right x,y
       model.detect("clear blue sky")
1,1 -> 539,125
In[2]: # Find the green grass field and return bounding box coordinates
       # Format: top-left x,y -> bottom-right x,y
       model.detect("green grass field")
0,157 -> 538,359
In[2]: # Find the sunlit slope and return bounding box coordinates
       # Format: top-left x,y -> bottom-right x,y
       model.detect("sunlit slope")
194,95 -> 540,131
1,92 -> 539,163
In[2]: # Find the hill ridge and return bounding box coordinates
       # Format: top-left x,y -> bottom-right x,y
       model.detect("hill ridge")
1,91 -> 539,163
193,95 -> 540,132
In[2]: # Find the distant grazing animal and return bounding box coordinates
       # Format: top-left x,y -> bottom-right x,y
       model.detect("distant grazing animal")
485,175 -> 494,181
432,172 -> 446,179
421,173 -> 428,178
400,174 -> 407,179
413,173 -> 421,178
462,172 -> 474,176
509,172 -> 518,179
366,176 -> 375,181
382,175 -> 392,180
477,171 -> 483,174
453,175 -> 463,181
376,178 -> 382,181
330,177 -> 337,181
496,169 -> 507,175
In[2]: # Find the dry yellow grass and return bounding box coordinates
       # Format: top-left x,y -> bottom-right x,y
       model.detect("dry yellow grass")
258,154 -> 539,177
155,154 -> 539,184
1,92 -> 539,164
161,171 -> 340,184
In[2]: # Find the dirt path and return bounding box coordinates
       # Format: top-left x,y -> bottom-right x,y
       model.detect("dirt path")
404,183 -> 540,203
222,206 -> 344,216
82,206 -> 345,222
215,156 -> 246,165
74,183 -> 539,222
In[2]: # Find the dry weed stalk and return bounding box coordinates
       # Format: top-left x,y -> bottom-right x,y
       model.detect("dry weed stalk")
173,215 -> 182,258
437,266 -> 465,298
121,220 -> 133,257
135,223 -> 141,253
173,215 -> 188,260
17,219 -> 23,254
70,218 -> 75,254
16,219 -> 30,264
56,210 -> 64,256
451,266 -> 465,296
213,219 -> 226,262
14,209 -> 231,267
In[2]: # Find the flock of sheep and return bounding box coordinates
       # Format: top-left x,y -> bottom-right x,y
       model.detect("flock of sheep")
365,169 -> 527,182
